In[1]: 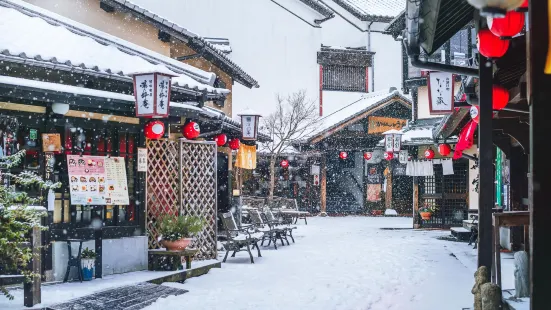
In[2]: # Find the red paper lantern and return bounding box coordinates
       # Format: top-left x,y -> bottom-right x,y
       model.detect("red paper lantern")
280,160 -> 289,168
477,29 -> 509,59
363,152 -> 372,160
228,138 -> 240,150
384,152 -> 393,161
424,149 -> 435,160
493,85 -> 510,110
339,152 -> 348,160
214,134 -> 227,147
183,122 -> 200,139
144,120 -> 165,140
487,11 -> 525,39
470,105 -> 480,123
438,144 -> 451,156
516,0 -> 528,12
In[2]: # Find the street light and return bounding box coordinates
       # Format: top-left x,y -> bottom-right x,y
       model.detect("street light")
238,108 -> 261,141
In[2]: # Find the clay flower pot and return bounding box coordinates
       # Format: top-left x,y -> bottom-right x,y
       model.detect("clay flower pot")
420,212 -> 432,220
161,238 -> 193,251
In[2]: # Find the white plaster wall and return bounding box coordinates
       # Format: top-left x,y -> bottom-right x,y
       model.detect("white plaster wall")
50,236 -> 147,282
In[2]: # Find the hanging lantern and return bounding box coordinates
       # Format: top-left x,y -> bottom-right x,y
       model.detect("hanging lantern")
280,160 -> 289,168
182,122 -> 200,139
384,129 -> 402,153
515,0 -> 528,12
384,152 -> 394,161
493,85 -> 510,110
438,144 -> 451,156
364,152 -> 372,160
228,138 -> 240,150
424,149 -> 435,160
131,70 -> 176,118
144,120 -> 165,140
467,0 -> 524,17
487,10 -> 525,39
339,152 -> 348,160
214,134 -> 227,147
238,108 -> 261,141
477,29 -> 509,59
470,105 -> 480,123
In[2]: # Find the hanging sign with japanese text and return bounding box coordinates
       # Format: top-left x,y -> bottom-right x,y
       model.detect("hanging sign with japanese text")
367,116 -> 407,134
241,115 -> 258,140
399,150 -> 409,164
385,135 -> 394,152
137,147 -> 147,172
366,166 -> 382,184
67,155 -> 130,205
393,134 -> 402,152
133,72 -> 173,118
428,72 -> 455,114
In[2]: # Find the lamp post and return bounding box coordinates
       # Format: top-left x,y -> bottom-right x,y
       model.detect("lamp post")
238,108 -> 261,141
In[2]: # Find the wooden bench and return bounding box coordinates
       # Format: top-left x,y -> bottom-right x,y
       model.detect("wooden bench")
148,249 -> 198,271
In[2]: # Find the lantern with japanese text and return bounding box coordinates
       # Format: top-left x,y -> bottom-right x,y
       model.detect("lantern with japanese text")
339,152 -> 348,160
438,144 -> 451,156
477,29 -> 509,59
228,138 -> 240,150
280,160 -> 289,168
487,10 -> 524,39
493,85 -> 510,110
182,122 -> 200,139
214,134 -> 227,147
144,120 -> 165,140
132,70 -> 176,118
384,152 -> 394,161
424,149 -> 435,160
470,105 -> 480,123
467,0 -> 524,17
239,108 -> 261,141
364,152 -> 372,160
384,129 -> 402,153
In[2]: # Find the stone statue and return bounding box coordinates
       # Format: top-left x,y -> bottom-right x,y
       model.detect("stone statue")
472,266 -> 490,310
514,251 -> 530,298
481,282 -> 502,310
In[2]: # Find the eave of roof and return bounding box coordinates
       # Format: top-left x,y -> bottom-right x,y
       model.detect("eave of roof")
330,0 -> 403,22
298,0 -> 335,18
104,0 -> 260,88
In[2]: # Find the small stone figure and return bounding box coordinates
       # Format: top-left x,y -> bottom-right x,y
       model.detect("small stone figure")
472,266 -> 490,310
481,282 -> 502,310
514,251 -> 530,298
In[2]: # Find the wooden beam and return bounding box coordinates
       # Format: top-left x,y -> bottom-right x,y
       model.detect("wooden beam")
413,177 -> 420,228
320,155 -> 327,216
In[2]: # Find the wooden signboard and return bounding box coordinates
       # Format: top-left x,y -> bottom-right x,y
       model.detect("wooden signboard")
41,133 -> 61,153
428,71 -> 455,114
367,116 -> 407,134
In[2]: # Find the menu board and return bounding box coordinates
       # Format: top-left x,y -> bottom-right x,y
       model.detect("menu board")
67,155 -> 130,205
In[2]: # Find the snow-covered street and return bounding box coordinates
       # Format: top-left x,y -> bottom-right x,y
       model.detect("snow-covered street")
145,217 -> 474,310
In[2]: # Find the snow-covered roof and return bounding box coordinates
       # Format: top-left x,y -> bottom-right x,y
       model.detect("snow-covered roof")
0,0 -> 228,95
204,38 -> 232,54
332,0 -> 406,21
308,89 -> 411,142
297,0 -> 335,18
376,118 -> 458,146
105,0 -> 259,88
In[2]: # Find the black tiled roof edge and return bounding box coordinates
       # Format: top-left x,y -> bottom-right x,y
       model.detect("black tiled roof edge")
298,0 -> 335,18
106,0 -> 260,88
331,0 -> 394,22
384,10 -> 405,39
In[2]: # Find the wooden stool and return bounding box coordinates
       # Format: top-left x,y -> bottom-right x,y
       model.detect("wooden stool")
148,249 -> 198,271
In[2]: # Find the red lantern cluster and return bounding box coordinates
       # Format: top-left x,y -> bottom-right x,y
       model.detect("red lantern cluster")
280,160 -> 289,168
384,152 -> 393,161
339,152 -> 348,160
487,11 -> 525,39
183,122 -> 200,140
424,149 -> 435,160
214,134 -> 227,147
493,85 -> 510,110
144,120 -> 165,140
438,144 -> 451,156
477,29 -> 509,59
228,138 -> 240,150
363,152 -> 372,160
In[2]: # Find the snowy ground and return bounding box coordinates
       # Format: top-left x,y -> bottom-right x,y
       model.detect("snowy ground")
145,217 -> 475,310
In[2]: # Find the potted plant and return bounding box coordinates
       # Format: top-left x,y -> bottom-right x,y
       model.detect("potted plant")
157,215 -> 204,251
80,248 -> 96,281
419,203 -> 435,220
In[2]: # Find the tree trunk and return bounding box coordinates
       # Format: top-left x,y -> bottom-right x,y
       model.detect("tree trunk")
269,156 -> 276,202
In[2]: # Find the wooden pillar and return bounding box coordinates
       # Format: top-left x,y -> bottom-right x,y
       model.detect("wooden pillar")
24,226 -> 41,307
320,154 -> 327,216
477,48 -> 494,269
385,166 -> 393,210
413,176 -> 420,229
527,1 -> 551,308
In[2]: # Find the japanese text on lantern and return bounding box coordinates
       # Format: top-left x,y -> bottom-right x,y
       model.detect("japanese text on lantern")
135,75 -> 154,115
156,75 -> 170,115
428,72 -> 455,114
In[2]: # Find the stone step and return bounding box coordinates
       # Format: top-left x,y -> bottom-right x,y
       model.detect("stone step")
451,227 -> 471,241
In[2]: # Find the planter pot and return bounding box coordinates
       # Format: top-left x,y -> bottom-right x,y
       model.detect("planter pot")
420,212 -> 432,220
161,238 -> 193,251
81,258 -> 95,281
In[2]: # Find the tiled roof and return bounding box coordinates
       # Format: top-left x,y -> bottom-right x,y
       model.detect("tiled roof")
204,38 -> 232,54
332,0 -> 406,22
0,0 -> 229,96
105,0 -> 259,88
298,0 -> 335,18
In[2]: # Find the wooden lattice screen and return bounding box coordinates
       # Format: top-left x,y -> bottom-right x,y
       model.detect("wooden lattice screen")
146,139 -> 217,260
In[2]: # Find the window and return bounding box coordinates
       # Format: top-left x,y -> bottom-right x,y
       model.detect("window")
322,65 -> 368,92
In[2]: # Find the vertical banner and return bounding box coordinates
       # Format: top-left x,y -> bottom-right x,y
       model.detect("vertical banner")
428,71 -> 455,114
495,147 -> 502,207
367,184 -> 382,201
235,144 -> 257,169
137,148 -> 148,172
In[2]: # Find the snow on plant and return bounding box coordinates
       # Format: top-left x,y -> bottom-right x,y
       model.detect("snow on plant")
156,214 -> 204,241
0,150 -> 61,300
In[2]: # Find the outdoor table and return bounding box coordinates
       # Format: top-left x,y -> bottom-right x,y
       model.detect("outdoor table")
148,248 -> 199,271
62,239 -> 86,283
492,211 -> 530,288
